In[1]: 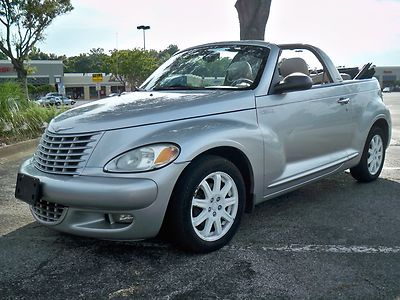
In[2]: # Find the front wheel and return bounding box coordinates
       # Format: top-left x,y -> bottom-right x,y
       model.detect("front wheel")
168,155 -> 245,253
350,126 -> 386,182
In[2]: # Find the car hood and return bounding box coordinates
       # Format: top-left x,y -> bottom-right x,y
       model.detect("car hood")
48,90 -> 255,134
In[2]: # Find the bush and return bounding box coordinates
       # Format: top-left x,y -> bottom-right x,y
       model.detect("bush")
0,81 -> 29,134
28,84 -> 56,99
0,81 -> 65,145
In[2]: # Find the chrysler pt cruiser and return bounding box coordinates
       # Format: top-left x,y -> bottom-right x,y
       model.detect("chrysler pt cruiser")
15,42 -> 391,252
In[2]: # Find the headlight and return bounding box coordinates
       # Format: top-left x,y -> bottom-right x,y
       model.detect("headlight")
104,144 -> 180,173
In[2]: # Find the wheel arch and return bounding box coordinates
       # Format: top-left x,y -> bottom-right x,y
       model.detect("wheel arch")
166,146 -> 255,221
372,118 -> 390,148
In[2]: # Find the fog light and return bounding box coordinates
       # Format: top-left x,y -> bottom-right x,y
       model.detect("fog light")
108,213 -> 134,224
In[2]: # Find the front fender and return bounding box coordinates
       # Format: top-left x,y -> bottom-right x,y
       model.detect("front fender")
87,109 -> 264,200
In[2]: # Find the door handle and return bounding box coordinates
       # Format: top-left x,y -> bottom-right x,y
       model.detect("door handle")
337,97 -> 350,104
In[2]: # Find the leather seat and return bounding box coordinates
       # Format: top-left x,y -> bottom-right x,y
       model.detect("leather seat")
279,57 -> 309,77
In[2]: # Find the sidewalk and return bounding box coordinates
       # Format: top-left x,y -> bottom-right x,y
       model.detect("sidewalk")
0,138 -> 39,158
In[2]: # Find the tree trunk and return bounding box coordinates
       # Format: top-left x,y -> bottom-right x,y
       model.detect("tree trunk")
13,60 -> 29,99
235,0 -> 272,40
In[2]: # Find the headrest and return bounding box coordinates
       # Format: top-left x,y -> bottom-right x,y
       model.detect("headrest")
280,57 -> 309,77
226,61 -> 253,82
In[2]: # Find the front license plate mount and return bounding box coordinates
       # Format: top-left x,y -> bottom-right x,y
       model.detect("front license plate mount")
15,173 -> 41,205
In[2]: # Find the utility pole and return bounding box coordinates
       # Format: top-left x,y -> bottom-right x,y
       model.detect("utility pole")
137,25 -> 150,50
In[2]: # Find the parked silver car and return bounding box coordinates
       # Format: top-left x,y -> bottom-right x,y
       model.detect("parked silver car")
35,95 -> 60,106
37,94 -> 76,106
16,42 -> 391,252
59,96 -> 76,106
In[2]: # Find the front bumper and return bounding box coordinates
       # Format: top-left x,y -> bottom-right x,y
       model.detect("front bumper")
18,159 -> 186,240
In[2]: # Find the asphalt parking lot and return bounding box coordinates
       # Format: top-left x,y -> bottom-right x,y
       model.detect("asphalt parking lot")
0,94 -> 399,299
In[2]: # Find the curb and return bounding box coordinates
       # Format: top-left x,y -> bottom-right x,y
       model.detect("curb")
0,138 -> 39,158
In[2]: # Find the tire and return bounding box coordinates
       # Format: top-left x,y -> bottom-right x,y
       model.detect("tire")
350,126 -> 386,182
167,155 -> 245,253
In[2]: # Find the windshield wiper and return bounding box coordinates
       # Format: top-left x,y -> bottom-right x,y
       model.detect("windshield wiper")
152,85 -> 204,91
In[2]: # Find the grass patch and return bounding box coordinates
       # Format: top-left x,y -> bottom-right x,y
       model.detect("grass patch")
0,81 -> 67,145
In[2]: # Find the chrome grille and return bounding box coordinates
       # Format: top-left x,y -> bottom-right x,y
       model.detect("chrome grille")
31,199 -> 67,225
33,130 -> 101,175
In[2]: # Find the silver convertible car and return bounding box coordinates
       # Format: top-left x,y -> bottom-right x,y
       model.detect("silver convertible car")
15,41 -> 391,253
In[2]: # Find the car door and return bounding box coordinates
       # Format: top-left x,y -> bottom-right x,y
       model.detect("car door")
255,45 -> 356,197
256,85 -> 354,197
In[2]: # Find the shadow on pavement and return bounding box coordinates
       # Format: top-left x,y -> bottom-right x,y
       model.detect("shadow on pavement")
239,173 -> 400,246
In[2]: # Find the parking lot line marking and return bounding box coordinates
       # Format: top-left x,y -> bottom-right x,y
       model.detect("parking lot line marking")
225,244 -> 400,254
262,244 -> 400,254
383,167 -> 400,170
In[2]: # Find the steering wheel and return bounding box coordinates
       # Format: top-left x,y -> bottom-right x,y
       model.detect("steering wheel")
230,78 -> 253,86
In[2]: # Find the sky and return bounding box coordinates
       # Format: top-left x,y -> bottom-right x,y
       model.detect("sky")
37,0 -> 400,67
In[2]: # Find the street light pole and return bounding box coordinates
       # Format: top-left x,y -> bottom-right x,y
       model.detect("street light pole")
137,25 -> 150,50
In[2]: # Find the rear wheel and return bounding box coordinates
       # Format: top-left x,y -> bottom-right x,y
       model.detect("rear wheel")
168,155 -> 245,253
350,126 -> 386,182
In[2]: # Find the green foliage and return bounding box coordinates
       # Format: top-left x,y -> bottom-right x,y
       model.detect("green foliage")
61,45 -> 179,76
108,49 -> 160,87
192,57 -> 231,77
21,105 -> 62,135
64,48 -> 110,73
0,50 -> 6,60
157,44 -> 180,63
28,84 -> 56,98
0,81 -> 29,117
0,82 -> 64,144
0,0 -> 73,91
28,47 -> 66,61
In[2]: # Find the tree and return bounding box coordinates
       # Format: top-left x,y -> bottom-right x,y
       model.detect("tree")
64,48 -> 109,73
0,0 -> 73,93
87,48 -> 109,73
235,0 -> 272,40
28,46 -> 64,60
64,53 -> 91,73
157,44 -> 179,62
108,49 -> 159,90
0,50 -> 7,59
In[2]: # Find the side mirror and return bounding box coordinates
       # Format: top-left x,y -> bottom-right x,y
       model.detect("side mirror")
274,72 -> 313,94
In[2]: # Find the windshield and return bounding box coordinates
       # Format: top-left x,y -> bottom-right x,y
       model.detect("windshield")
141,45 -> 269,91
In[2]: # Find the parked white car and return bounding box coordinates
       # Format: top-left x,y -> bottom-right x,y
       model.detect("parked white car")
36,95 -> 75,106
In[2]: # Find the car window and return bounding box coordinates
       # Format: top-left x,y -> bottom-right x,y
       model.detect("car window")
277,48 -> 332,85
141,45 -> 269,91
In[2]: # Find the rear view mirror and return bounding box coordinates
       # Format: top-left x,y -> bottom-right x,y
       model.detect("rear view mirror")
274,72 -> 313,94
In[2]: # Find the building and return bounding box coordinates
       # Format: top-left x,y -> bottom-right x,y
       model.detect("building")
63,73 -> 125,100
374,66 -> 400,89
0,60 -> 124,99
0,59 -> 63,85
